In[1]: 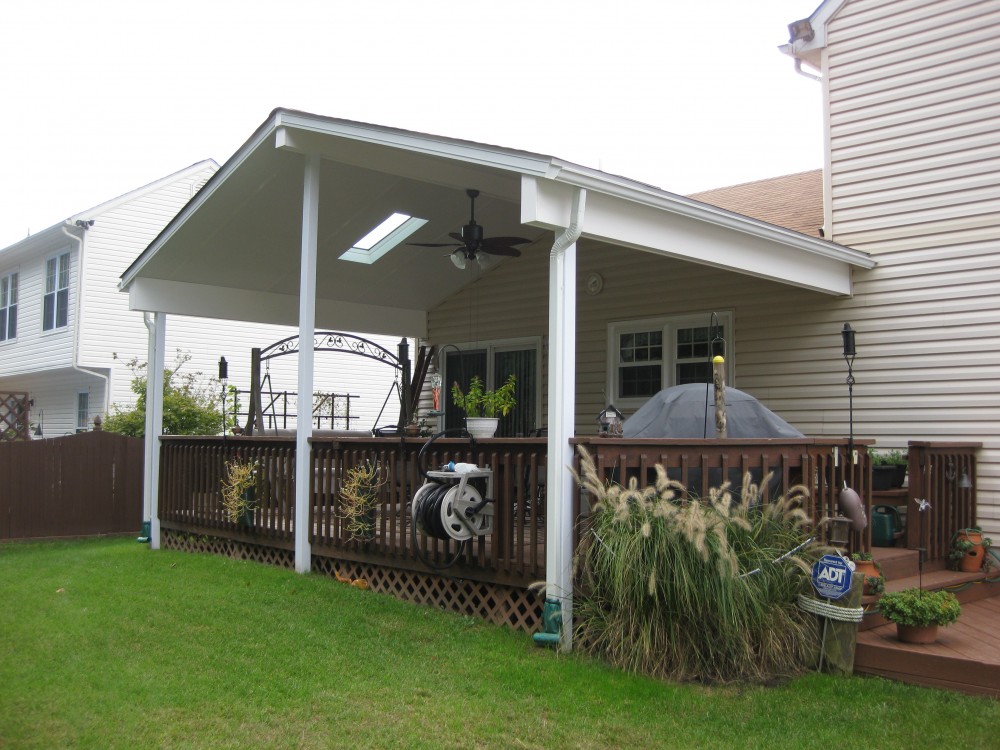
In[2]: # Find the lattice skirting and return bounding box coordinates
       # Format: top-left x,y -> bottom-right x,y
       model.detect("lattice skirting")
162,530 -> 295,569
161,530 -> 542,633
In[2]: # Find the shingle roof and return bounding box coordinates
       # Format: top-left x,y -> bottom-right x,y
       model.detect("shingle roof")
686,169 -> 824,237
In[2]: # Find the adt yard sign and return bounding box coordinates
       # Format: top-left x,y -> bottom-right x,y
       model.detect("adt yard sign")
811,555 -> 852,600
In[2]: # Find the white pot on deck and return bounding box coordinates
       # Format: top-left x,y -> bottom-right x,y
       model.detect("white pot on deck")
465,417 -> 499,439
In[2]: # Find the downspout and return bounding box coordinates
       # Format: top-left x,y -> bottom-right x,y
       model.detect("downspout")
61,222 -> 112,423
535,186 -> 586,650
792,58 -> 822,82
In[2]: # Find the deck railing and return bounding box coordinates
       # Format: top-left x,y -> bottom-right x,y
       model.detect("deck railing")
158,434 -> 877,585
905,441 -> 982,563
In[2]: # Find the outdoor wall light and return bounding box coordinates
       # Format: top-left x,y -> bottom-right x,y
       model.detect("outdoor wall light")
34,411 -> 43,437
218,356 -> 229,381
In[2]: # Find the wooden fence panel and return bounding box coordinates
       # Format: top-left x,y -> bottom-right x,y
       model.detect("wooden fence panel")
0,431 -> 143,540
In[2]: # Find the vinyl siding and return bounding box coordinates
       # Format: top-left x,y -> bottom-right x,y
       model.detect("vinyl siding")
821,0 -> 1000,534
2,164 -> 408,434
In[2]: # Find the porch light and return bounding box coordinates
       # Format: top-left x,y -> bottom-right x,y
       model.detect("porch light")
218,356 -> 228,440
597,404 -> 624,437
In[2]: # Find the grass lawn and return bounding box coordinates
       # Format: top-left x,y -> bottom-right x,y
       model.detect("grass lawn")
1,537 -> 997,749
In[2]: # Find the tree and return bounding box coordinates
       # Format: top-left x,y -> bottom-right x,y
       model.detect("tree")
104,352 -> 224,438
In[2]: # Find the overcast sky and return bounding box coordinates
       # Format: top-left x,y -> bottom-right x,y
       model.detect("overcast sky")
1,0 -> 822,250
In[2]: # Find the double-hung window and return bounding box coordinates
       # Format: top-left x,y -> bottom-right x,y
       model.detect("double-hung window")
43,252 -> 70,331
0,271 -> 16,341
443,338 -> 541,437
609,312 -> 733,410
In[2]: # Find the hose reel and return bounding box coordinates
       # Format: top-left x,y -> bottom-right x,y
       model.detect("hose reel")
412,471 -> 494,542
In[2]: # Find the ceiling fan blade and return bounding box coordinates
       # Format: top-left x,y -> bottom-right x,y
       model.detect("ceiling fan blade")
483,236 -> 531,247
479,244 -> 522,258
408,242 -> 462,248
448,232 -> 467,244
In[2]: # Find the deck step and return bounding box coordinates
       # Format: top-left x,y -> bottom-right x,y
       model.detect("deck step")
869,546 -> 919,580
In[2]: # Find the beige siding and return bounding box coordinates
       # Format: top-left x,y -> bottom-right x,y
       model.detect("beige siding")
820,0 -> 1000,534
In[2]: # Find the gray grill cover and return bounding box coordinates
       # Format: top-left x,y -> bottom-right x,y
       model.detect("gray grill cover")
623,383 -> 804,439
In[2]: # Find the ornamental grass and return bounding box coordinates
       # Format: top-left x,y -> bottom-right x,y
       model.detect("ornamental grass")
573,446 -> 822,684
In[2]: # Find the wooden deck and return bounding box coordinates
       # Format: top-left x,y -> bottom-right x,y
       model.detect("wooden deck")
853,546 -> 1000,697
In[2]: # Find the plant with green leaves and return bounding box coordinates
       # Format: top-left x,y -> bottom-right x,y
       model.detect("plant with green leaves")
870,449 -> 907,466
451,374 -> 516,418
221,458 -> 259,524
339,462 -> 386,541
878,588 -> 960,627
572,447 -> 822,684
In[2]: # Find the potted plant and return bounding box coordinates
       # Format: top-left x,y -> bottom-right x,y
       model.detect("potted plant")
949,527 -> 993,573
878,587 -> 961,644
851,552 -> 885,596
870,449 -> 907,490
339,462 -> 386,542
451,374 -> 516,438
221,458 -> 259,525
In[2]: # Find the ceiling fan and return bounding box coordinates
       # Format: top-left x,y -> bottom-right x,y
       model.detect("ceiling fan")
409,189 -> 530,268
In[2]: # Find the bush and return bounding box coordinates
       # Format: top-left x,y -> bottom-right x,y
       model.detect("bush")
572,447 -> 821,684
878,588 -> 961,627
104,352 -> 223,437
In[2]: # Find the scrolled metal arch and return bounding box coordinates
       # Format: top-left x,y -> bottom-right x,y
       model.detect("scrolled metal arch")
258,331 -> 403,371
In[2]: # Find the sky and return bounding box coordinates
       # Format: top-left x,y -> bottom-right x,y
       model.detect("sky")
0,0 -> 823,250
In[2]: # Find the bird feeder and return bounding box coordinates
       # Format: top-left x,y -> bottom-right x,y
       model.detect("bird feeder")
597,404 -> 624,437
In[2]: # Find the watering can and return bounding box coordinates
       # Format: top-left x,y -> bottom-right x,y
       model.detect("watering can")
871,504 -> 904,547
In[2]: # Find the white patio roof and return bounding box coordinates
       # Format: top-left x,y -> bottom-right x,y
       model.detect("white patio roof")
119,108 -> 872,338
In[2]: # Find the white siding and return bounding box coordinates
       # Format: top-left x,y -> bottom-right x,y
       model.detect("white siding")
819,0 -> 1000,534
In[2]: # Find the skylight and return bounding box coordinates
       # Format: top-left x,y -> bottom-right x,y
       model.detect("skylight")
339,212 -> 427,264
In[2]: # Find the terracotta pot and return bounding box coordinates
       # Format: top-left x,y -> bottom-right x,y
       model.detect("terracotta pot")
957,530 -> 984,573
853,559 -> 883,595
896,623 -> 938,644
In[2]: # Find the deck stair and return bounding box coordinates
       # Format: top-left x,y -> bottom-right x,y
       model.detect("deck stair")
853,545 -> 1000,696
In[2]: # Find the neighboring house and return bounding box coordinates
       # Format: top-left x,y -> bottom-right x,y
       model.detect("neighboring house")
0,162 -> 408,437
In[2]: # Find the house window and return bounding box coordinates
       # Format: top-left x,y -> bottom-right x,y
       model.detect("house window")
609,312 -> 733,409
77,392 -> 90,432
43,252 -> 70,331
443,338 -> 541,437
0,271 -> 16,341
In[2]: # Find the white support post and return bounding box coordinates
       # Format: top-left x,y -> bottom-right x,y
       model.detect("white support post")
545,188 -> 585,651
143,312 -> 166,549
294,153 -> 320,573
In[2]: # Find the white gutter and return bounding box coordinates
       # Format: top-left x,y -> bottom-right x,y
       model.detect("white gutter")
61,223 -> 112,421
543,186 -> 586,651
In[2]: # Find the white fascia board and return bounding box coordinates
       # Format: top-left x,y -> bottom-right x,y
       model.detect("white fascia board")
274,111 -> 558,178
126,277 -> 427,337
522,176 -> 867,296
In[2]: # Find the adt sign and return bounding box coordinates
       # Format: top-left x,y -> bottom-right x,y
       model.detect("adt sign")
811,554 -> 852,600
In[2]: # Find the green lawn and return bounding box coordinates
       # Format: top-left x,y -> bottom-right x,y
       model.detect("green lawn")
1,537 -> 996,749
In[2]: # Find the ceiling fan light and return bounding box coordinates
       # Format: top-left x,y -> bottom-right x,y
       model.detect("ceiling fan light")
450,251 -> 467,270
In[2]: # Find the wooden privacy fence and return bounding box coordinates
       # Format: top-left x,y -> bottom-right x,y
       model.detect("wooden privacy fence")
0,431 -> 143,540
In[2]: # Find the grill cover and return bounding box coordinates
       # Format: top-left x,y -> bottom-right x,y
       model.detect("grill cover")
622,383 -> 804,439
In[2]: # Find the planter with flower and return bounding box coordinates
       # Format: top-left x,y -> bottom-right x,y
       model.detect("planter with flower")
870,449 -> 908,490
877,587 -> 961,644
948,527 -> 993,573
339,462 -> 387,542
851,552 -> 885,596
221,458 -> 259,526
451,374 -> 516,438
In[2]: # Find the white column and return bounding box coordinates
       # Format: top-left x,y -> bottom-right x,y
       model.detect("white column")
294,153 -> 320,573
143,311 -> 166,549
545,187 -> 585,650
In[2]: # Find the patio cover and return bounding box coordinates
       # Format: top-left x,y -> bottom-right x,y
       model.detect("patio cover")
118,108 -> 873,649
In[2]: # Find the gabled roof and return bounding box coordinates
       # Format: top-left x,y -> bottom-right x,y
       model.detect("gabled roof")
687,170 -> 824,237
119,109 -> 872,338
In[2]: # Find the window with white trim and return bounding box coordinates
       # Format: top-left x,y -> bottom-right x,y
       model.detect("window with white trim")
608,312 -> 733,410
0,271 -> 17,341
442,338 -> 542,437
77,392 -> 90,432
43,252 -> 70,331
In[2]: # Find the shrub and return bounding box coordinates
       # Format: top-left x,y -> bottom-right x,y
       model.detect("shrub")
878,588 -> 961,627
572,447 -> 821,684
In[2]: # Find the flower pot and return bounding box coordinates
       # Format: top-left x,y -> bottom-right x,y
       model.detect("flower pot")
896,623 -> 938,644
465,417 -> 499,439
853,559 -> 883,595
872,464 -> 906,490
956,530 -> 985,572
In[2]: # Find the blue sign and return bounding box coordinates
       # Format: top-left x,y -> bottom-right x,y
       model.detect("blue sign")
811,554 -> 852,600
